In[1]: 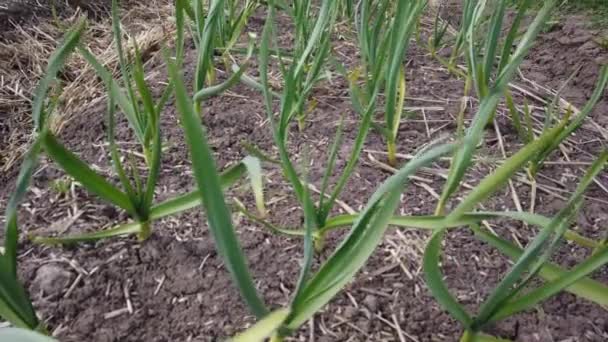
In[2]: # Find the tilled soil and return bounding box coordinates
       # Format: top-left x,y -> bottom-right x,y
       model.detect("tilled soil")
1,5 -> 608,342
0,0 -> 111,31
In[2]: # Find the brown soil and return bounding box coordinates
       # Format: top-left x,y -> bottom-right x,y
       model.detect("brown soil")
1,4 -> 607,342
0,0 -> 111,31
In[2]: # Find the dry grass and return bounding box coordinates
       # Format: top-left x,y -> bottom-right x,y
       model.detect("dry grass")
0,0 -> 175,173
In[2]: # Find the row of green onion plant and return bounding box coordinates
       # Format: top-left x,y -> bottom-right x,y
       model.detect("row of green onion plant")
278,0 -> 339,131
228,0 -> 608,340
164,5 -> 462,339
2,0 -> 265,337
429,0 -> 608,216
31,0 -> 266,246
199,1 -> 608,340
420,0 -> 608,340
353,0 -> 427,166
434,0 -> 559,214
163,0 -> 345,252
427,0 -> 570,138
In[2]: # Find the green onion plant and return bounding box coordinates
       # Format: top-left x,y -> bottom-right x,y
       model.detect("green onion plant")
354,0 -> 427,166
234,0 -> 345,252
282,0 -> 338,131
427,6 -> 450,58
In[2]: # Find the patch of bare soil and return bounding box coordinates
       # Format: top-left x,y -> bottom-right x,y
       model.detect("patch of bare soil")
0,0 -> 110,32
521,14 -> 608,127
0,0 -> 172,182
1,5 -> 607,342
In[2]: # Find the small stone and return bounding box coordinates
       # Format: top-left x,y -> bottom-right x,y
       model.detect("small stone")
412,311 -> 428,321
343,305 -> 358,319
139,243 -> 161,262
32,264 -> 73,296
223,324 -> 235,336
362,294 -> 378,313
558,34 -> 592,46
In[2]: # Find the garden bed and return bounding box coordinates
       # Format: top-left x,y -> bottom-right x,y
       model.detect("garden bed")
1,1 -> 607,341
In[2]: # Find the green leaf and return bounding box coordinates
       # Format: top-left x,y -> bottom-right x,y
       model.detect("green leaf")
230,308 -> 290,342
490,246 -> 608,322
504,90 -> 530,143
238,72 -> 282,99
0,268 -> 39,329
292,0 -> 335,79
428,131 -> 598,329
461,330 -> 512,342
193,0 -> 224,94
435,90 -> 502,214
533,65 -> 608,168
32,20 -> 85,130
0,21 -> 85,331
317,114 -> 346,213
515,152 -> 607,287
78,47 -> 145,143
150,157 -> 265,219
319,64 -> 382,222
423,228 -> 473,327
31,221 -> 142,245
41,132 -> 136,216
472,226 -> 608,312
0,328 -> 55,342
292,170 -> 317,301
240,156 -> 267,217
165,49 -> 268,318
446,119 -> 568,221
111,0 -> 141,128
175,0 -> 186,65
195,30 -> 256,103
494,0 -> 557,91
497,0 -> 532,74
132,40 -> 156,136
106,92 -> 137,203
3,140 -> 42,277
481,0 -> 506,89
141,106 -> 163,218
193,61 -> 250,101
384,0 -> 426,146
320,211 -> 597,249
35,154 -> 269,245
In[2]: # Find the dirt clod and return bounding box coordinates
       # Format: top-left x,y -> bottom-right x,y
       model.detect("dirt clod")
32,264 -> 73,296
362,294 -> 378,313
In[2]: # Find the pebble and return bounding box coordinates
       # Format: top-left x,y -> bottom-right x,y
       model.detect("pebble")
412,310 -> 428,321
362,294 -> 378,313
33,264 -> 73,296
577,40 -> 598,55
558,34 -> 592,46
343,305 -> 358,319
